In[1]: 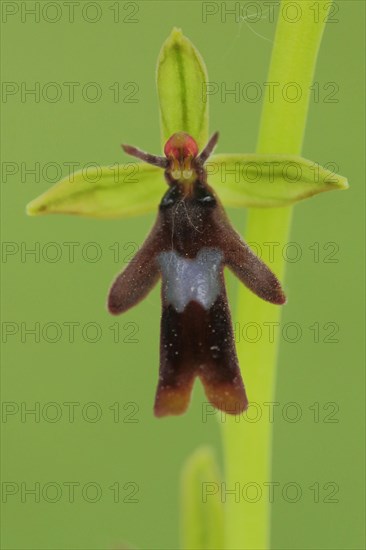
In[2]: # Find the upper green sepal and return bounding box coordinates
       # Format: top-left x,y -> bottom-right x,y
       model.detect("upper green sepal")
208,153 -> 349,208
26,163 -> 162,218
157,27 -> 209,150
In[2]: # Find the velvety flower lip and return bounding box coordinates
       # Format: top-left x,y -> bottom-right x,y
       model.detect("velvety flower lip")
108,129 -> 288,416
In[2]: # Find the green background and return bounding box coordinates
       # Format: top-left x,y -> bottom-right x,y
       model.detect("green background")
1,1 -> 364,549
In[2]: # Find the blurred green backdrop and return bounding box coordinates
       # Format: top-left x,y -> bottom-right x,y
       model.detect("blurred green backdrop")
1,1 -> 364,549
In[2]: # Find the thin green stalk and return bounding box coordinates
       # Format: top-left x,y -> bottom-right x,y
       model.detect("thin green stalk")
221,2 -> 332,548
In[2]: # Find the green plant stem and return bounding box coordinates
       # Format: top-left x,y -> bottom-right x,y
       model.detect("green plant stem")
221,2 -> 332,549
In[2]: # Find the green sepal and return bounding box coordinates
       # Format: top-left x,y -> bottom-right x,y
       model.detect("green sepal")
157,28 -> 209,150
208,153 -> 349,207
26,163 -> 163,218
